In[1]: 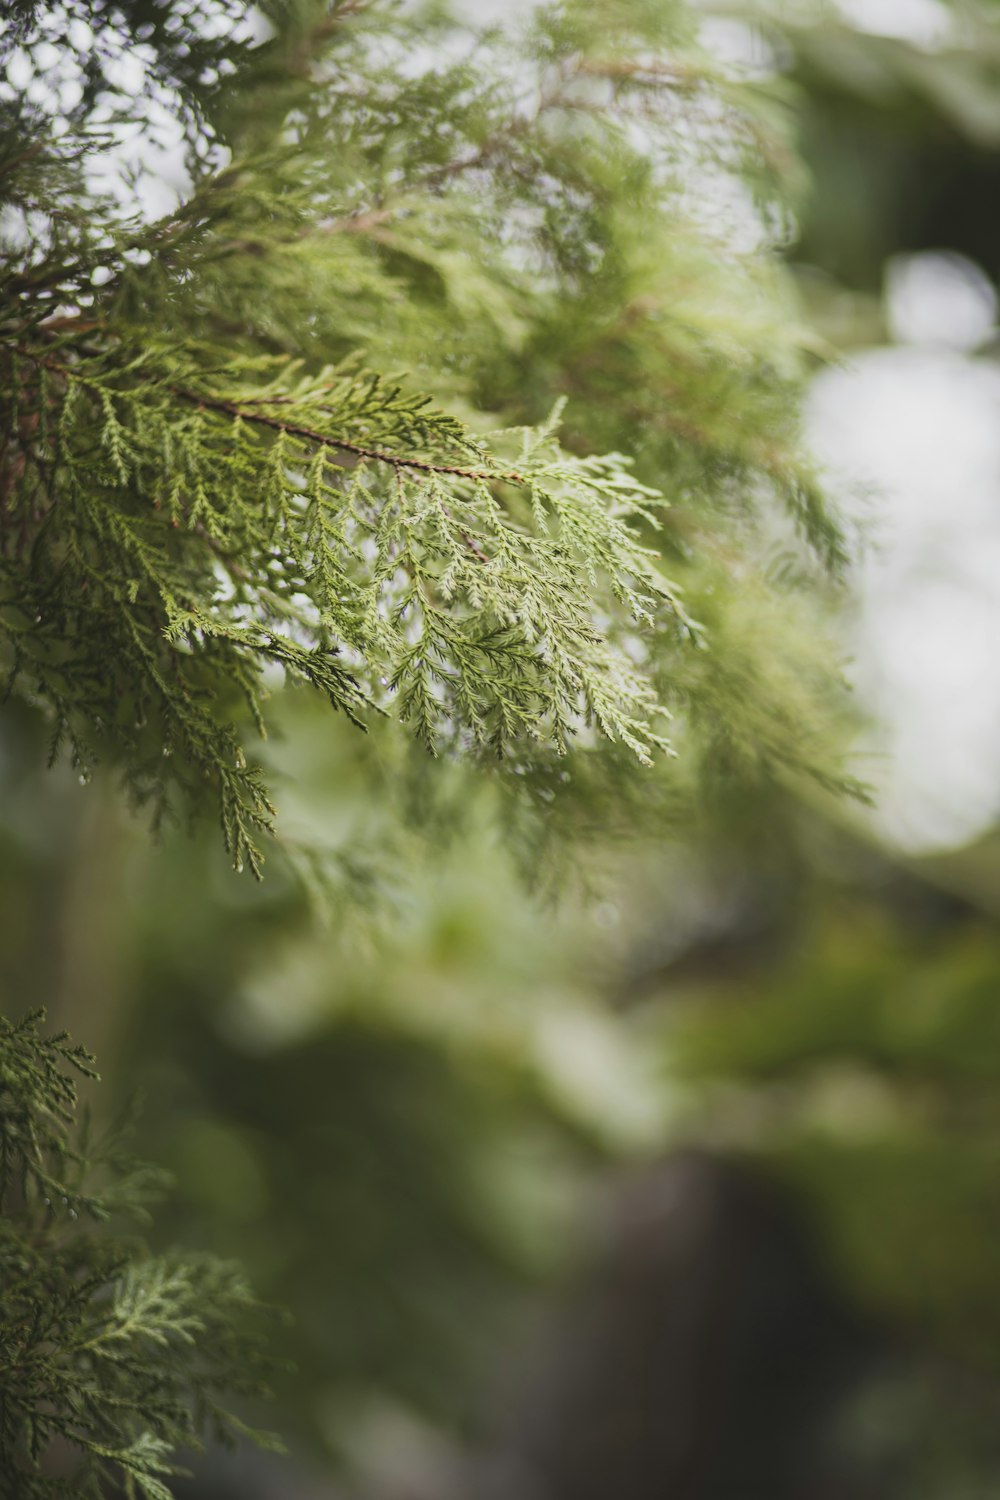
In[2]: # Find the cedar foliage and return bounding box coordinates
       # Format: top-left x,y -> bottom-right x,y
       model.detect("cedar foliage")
0,1011 -> 279,1499
1,0 -> 851,877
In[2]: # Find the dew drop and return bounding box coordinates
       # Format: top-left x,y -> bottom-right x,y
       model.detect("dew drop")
78,773 -> 89,786
234,859 -> 244,875
234,748 -> 247,770
162,744 -> 173,758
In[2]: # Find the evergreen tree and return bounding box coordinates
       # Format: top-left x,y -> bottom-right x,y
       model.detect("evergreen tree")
0,0 -> 863,1491
1,0 -> 854,878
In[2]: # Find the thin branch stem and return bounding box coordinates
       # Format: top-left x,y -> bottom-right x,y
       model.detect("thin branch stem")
174,388 -> 527,484
14,343 -> 528,486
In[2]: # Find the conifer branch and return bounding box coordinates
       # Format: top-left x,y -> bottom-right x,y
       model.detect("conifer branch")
0,1011 -> 281,1499
0,0 -> 854,876
17,345 -> 528,481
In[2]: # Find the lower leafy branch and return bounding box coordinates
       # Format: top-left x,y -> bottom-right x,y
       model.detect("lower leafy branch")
0,1010 -> 283,1500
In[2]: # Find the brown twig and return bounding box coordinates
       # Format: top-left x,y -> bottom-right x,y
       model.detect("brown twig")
13,343 -> 528,487
172,387 -> 526,485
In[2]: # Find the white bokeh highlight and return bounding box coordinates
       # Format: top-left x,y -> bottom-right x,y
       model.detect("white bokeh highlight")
886,251 -> 997,351
833,0 -> 952,48
809,294 -> 1000,853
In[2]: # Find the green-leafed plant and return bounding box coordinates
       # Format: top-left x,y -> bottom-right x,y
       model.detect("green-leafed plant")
0,0 -> 867,1490
0,1010 -> 279,1499
1,0 -> 854,877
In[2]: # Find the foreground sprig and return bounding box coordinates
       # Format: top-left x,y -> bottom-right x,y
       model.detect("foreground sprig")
0,1011 -> 281,1499
1,334 -> 690,873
